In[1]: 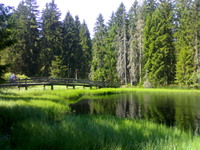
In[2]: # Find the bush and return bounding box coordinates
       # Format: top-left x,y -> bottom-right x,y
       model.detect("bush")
3,73 -> 30,80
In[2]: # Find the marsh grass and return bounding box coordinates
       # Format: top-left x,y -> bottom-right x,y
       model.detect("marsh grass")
10,115 -> 200,150
1,87 -> 200,149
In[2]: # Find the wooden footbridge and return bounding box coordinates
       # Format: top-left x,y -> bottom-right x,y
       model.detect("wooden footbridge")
0,78 -> 119,90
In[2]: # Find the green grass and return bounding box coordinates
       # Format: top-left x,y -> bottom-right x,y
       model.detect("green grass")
10,115 -> 200,150
1,87 -> 200,149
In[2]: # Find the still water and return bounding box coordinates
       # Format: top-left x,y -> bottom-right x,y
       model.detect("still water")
70,91 -> 200,133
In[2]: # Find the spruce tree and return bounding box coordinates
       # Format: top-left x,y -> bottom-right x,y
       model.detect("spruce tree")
115,3 -> 128,85
4,0 -> 40,76
74,16 -> 82,79
61,11 -> 75,78
91,14 -> 107,81
128,1 -> 144,85
104,13 -> 118,82
143,0 -> 175,86
175,0 -> 195,85
79,21 -> 92,79
41,0 -> 62,76
192,0 -> 200,73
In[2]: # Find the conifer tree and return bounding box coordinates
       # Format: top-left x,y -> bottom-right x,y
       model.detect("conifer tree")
61,11 -> 75,78
5,0 -> 40,76
192,0 -> 200,72
104,13 -> 118,82
41,0 -> 62,76
128,1 -> 144,85
91,14 -> 107,81
115,3 -> 128,85
79,21 -> 92,79
175,0 -> 195,85
74,16 -> 82,79
143,0 -> 175,86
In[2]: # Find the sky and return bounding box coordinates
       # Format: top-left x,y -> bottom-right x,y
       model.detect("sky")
1,0 -> 143,36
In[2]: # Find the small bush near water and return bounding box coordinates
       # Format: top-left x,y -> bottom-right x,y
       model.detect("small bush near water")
1,87 -> 200,149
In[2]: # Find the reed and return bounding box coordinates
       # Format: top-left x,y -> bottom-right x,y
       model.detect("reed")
10,115 -> 200,150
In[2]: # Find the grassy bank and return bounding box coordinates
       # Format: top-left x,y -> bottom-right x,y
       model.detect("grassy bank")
7,115 -> 200,150
1,87 -> 200,149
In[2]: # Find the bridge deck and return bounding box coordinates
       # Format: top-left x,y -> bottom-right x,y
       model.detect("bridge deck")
0,78 -> 119,90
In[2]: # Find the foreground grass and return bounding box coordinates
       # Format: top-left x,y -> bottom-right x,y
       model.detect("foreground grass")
1,87 -> 200,149
8,115 -> 200,150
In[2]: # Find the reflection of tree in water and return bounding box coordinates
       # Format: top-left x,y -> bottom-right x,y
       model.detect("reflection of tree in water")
70,92 -> 200,133
175,95 -> 199,133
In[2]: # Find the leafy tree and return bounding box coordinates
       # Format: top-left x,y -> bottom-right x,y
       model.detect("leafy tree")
0,4 -> 15,82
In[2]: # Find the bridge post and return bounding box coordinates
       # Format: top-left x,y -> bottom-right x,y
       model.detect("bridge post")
73,80 -> 75,89
51,84 -> 54,90
25,78 -> 28,90
43,85 -> 46,90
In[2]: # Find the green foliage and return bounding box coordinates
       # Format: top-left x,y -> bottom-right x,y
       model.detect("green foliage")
50,56 -> 67,78
0,4 -> 14,51
3,72 -> 30,80
143,1 -> 175,86
40,0 -> 62,76
0,4 -> 14,83
5,0 -> 40,76
0,0 -> 200,86
91,14 -> 107,81
175,0 -> 196,85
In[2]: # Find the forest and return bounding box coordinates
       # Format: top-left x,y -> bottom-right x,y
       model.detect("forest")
0,0 -> 200,87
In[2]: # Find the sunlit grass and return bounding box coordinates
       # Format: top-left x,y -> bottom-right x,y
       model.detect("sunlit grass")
1,87 -> 200,149
10,115 -> 200,150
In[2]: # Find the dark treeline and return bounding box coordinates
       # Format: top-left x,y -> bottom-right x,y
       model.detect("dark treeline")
0,0 -> 92,79
0,0 -> 200,86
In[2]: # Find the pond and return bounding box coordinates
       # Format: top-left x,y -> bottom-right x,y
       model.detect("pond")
70,91 -> 200,134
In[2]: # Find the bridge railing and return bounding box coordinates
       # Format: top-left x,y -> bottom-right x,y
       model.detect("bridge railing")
1,78 -> 120,89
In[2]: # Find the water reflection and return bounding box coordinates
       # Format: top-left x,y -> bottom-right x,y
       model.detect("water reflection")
70,92 -> 200,133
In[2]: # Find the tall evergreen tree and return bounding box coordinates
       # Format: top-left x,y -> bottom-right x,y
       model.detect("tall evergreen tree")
4,0 -> 40,76
60,11 -> 75,78
41,0 -> 62,76
143,0 -> 175,86
79,21 -> 92,79
175,0 -> 195,85
192,0 -> 200,72
91,14 -> 107,81
128,0 -> 144,85
142,0 -> 157,81
104,13 -> 118,82
115,3 -> 128,85
74,16 -> 82,79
